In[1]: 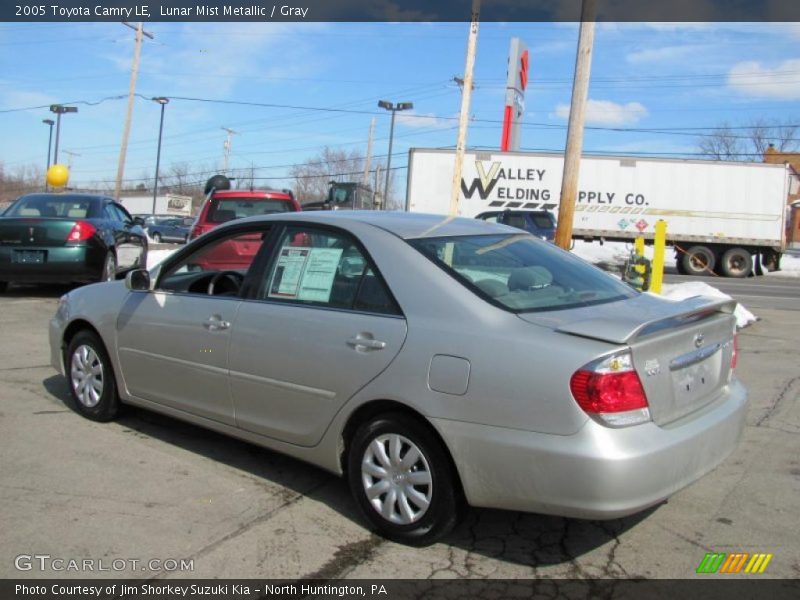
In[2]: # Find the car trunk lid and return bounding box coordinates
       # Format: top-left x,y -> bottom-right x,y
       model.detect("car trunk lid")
0,217 -> 81,247
519,294 -> 738,425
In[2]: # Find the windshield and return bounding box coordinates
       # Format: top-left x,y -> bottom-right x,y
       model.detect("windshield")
4,194 -> 95,219
209,197 -> 292,223
409,234 -> 636,313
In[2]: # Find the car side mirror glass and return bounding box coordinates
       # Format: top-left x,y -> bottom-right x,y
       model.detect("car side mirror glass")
125,269 -> 151,292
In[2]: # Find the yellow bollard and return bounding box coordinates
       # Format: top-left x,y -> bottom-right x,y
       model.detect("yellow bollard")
650,219 -> 667,293
634,237 -> 644,258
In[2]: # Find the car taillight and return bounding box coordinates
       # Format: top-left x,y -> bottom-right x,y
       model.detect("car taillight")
730,334 -> 738,370
570,352 -> 651,427
66,221 -> 96,242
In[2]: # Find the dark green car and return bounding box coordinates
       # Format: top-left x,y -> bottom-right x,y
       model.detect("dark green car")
0,193 -> 148,292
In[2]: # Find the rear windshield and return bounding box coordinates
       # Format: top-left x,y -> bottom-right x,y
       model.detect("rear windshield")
409,234 -> 636,313
4,194 -> 96,219
209,197 -> 292,223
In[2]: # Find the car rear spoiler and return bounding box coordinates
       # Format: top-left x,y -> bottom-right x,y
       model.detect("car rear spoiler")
555,296 -> 737,345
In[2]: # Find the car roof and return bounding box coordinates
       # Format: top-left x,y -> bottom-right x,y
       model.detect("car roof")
229,210 -> 519,240
211,190 -> 292,200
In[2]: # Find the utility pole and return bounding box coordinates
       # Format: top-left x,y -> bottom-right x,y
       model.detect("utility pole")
377,101 -> 413,208
554,0 -> 596,250
374,165 -> 382,209
115,22 -> 154,200
449,0 -> 481,217
363,118 -> 375,188
222,127 -> 239,174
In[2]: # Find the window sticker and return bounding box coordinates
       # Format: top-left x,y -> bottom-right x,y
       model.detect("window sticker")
297,247 -> 343,302
268,246 -> 344,302
269,247 -> 310,298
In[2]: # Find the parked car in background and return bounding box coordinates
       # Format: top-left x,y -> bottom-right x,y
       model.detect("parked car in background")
475,209 -> 556,241
146,216 -> 194,244
0,193 -> 147,292
50,212 -> 746,545
189,189 -> 301,240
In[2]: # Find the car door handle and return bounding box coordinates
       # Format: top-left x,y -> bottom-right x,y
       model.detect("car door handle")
203,315 -> 230,331
347,335 -> 386,351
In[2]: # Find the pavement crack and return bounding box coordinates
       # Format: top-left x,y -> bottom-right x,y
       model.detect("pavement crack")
301,534 -> 384,580
756,375 -> 800,427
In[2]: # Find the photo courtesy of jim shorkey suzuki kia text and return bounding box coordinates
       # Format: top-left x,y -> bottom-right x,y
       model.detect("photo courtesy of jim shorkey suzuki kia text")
14,583 -> 388,596
18,4 -> 311,18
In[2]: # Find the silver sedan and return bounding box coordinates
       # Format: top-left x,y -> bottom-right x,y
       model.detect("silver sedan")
49,212 -> 747,545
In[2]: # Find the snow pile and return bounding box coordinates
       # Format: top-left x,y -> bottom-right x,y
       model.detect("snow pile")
147,249 -> 176,270
655,281 -> 757,329
571,240 -> 677,270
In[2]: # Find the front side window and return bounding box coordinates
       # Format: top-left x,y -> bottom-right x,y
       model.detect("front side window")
409,234 -> 636,313
258,227 -> 399,315
157,229 -> 268,296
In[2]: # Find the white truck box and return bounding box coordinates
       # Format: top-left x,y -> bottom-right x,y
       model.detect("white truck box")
119,194 -> 192,217
406,148 -> 789,276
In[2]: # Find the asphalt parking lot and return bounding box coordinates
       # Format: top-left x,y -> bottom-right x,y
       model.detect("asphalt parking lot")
1,280 -> 799,580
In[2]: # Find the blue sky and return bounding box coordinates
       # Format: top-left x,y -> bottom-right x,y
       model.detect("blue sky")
1,21 -> 799,196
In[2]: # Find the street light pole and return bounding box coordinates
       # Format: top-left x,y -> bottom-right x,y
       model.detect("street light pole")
151,97 -> 169,215
49,105 -> 78,166
377,100 -> 413,210
42,119 -> 54,190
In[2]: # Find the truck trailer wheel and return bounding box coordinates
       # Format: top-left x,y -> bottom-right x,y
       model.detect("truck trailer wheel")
681,246 -> 715,276
719,247 -> 752,278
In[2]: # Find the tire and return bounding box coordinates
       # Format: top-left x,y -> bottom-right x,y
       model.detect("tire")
65,330 -> 120,422
183,234 -> 189,244
681,245 -> 715,276
101,251 -> 117,282
153,232 -> 162,243
719,247 -> 752,278
347,412 -> 462,546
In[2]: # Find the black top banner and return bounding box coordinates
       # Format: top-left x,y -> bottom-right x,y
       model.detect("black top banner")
3,0 -> 800,22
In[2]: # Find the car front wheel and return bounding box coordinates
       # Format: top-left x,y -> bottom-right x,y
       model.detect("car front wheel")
347,412 -> 462,546
65,331 -> 120,422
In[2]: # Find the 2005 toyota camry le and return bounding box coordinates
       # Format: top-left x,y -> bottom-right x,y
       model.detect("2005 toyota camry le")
49,211 -> 747,545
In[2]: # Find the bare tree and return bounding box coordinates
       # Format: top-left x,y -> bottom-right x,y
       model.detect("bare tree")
698,118 -> 800,161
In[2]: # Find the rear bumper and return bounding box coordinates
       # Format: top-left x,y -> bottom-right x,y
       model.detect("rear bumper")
433,379 -> 748,519
0,245 -> 102,283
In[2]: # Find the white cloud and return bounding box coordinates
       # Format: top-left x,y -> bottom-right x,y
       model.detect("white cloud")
553,99 -> 648,126
728,59 -> 800,100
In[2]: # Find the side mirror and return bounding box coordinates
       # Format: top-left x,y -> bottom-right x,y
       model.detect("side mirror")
125,269 -> 151,292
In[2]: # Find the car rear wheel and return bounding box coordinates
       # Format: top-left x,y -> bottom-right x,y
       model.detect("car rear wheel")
153,232 -> 162,243
347,412 -> 462,546
65,331 -> 120,422
102,251 -> 116,282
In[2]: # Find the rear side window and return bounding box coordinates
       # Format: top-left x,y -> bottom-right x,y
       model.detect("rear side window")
258,226 -> 400,315
209,197 -> 293,223
504,214 -> 527,230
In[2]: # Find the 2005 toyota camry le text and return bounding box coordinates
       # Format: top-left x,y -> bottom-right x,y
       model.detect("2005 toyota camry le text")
48,211 -> 747,545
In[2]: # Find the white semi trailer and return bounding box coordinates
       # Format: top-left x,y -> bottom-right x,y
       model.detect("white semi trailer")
406,148 -> 793,277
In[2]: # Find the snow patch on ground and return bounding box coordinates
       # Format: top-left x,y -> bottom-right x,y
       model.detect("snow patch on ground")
655,281 -> 757,329
147,249 -> 176,270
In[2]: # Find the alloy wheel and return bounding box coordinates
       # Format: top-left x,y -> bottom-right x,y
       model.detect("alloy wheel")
361,433 -> 433,525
